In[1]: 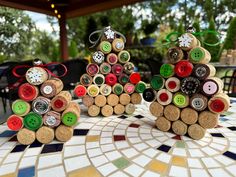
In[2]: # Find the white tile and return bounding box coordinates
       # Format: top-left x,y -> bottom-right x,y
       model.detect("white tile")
19,156 -> 37,168
92,126 -> 104,130
157,136 -> 168,142
141,170 -> 160,177
38,154 -> 62,169
101,131 -> 113,137
24,147 -> 41,157
210,143 -> 226,151
226,164 -> 236,176
156,153 -> 171,163
124,164 -> 144,177
97,163 -> 118,176
172,148 -> 187,157
105,151 -> 122,161
127,127 -> 139,132
169,166 -> 188,177
108,171 -> 129,177
122,148 -> 139,158
214,155 -> 235,166
201,146 -> 218,156
87,148 -> 103,158
100,137 -> 113,144
96,121 -> 108,126
128,137 -> 142,144
115,142 -> 129,149
209,168 -> 231,177
86,142 -> 100,149
187,158 -> 203,168
107,122 -> 119,126
143,148 -> 159,158
164,139 -> 176,146
91,155 -> 109,167
0,142 -> 17,150
133,143 -> 149,151
189,149 -> 205,157
3,152 -> 23,164
190,169 -> 210,177
186,142 -> 198,148
212,137 -> 227,145
139,128 -> 151,134
140,134 -> 153,140
101,144 -> 115,152
0,150 -> 10,158
64,155 -> 90,172
113,129 -> 126,135
0,163 -> 17,175
65,136 -> 86,145
103,126 -> 115,132
201,158 -> 220,168
116,124 -> 128,130
38,165 -> 66,177
75,122 -> 94,129
145,140 -> 161,147
127,132 -> 139,137
88,130 -> 101,135
64,145 -> 85,158
132,155 -> 151,167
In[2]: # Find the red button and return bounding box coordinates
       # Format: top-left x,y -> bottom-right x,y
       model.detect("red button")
107,53 -> 118,64
105,73 -> 117,86
175,60 -> 193,78
209,99 -> 225,113
18,83 -> 37,101
168,81 -> 177,89
74,85 -> 87,97
159,93 -> 169,102
86,64 -> 99,76
7,115 -> 23,131
112,64 -> 123,75
129,73 -> 141,84
54,99 -> 64,108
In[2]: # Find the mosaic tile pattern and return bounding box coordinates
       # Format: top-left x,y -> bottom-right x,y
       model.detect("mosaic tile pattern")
0,98 -> 236,177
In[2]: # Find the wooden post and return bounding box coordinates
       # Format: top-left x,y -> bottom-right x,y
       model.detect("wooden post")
59,13 -> 68,61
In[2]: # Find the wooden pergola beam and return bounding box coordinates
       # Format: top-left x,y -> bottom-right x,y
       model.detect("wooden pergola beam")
59,13 -> 69,61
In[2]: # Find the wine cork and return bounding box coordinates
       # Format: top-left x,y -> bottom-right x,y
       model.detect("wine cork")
7,115 -> 23,131
167,47 -> 184,63
165,77 -> 180,92
114,104 -> 125,115
99,41 -> 112,54
100,62 -> 111,75
156,116 -> 171,132
62,102 -> 80,126
18,83 -> 39,102
26,67 -> 48,85
107,94 -> 119,106
188,124 -> 206,140
107,53 -> 118,65
201,78 -> 220,96
125,103 -> 135,115
118,74 -> 129,85
40,78 -> 63,98
17,128 -> 36,145
92,51 -> 105,64
208,93 -> 230,114
192,64 -> 216,80
95,95 -> 107,107
135,81 -> 146,93
87,85 -> 100,97
142,88 -> 156,102
100,84 -> 112,96
198,111 -> 219,129
112,83 -> 124,95
101,105 -> 113,117
119,93 -> 131,105
123,62 -> 135,75
80,73 -> 93,86
209,77 -> 224,91
160,64 -> 175,78
129,73 -> 141,85
82,95 -> 94,107
189,46 -> 211,64
180,77 -> 200,95
172,120 -> 188,136
74,85 -> 87,97
32,96 -> 51,115
51,91 -> 72,112
149,101 -> 164,117
118,50 -> 130,64
112,64 -> 123,76
174,60 -> 193,78
55,125 -> 73,142
36,126 -> 54,144
131,93 -> 142,104
164,104 -> 180,121
43,111 -> 61,128
180,108 -> 198,125
12,99 -> 30,116
178,33 -> 198,51
88,105 -> 100,117
23,112 -> 43,131
190,93 -> 208,111
173,92 -> 189,108
150,75 -> 165,90
156,89 -> 172,105
105,73 -> 117,86
112,38 -> 124,52
86,63 -> 99,76
124,83 -> 135,94
93,74 -> 105,86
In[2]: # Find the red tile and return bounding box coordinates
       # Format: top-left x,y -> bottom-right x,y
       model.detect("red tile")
114,135 -> 126,141
172,135 -> 182,140
129,123 -> 140,128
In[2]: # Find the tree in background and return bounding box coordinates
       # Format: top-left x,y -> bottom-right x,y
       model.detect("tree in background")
69,40 -> 79,58
192,18 -> 202,41
204,17 -> 220,62
177,21 -> 184,34
223,17 -> 236,50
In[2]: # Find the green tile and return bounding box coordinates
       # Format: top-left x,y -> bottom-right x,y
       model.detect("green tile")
112,157 -> 130,169
176,141 -> 185,148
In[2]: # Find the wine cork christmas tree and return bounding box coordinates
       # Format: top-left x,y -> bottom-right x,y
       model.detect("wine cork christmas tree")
7,60 -> 80,145
74,26 -> 145,117
145,29 -> 230,140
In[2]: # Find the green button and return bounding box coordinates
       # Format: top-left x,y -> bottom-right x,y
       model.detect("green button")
103,65 -> 110,73
101,41 -> 112,53
12,100 -> 29,116
135,82 -> 146,93
23,112 -> 42,131
173,93 -> 186,107
95,76 -> 104,85
119,51 -> 130,63
150,75 -> 164,90
62,112 -> 77,126
160,64 -> 174,78
114,85 -> 123,95
190,47 -> 204,62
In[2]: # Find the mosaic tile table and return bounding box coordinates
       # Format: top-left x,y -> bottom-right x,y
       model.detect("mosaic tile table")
0,98 -> 236,177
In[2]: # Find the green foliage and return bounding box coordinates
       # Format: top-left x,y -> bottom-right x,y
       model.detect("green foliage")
177,21 -> 184,34
192,18 -> 202,41
204,17 -> 220,62
223,17 -> 236,50
141,19 -> 158,36
69,40 -> 78,58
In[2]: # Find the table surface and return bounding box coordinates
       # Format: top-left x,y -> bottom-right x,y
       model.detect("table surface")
0,99 -> 236,177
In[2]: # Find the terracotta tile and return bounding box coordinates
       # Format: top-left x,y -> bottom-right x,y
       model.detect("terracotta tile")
113,135 -> 126,141
68,166 -> 101,177
86,136 -> 100,142
147,160 -> 168,173
0,173 -> 16,177
172,156 -> 187,166
129,124 -> 140,128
